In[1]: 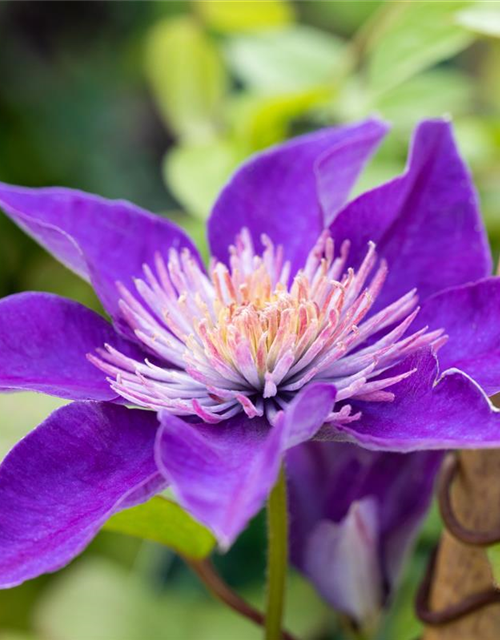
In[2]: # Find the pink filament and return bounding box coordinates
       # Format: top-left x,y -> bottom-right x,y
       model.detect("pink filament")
88,229 -> 446,424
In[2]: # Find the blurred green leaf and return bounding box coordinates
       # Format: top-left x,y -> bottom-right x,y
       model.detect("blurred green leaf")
103,496 -> 216,559
487,543 -> 500,587
376,552 -> 424,640
301,0 -> 384,35
479,42 -> 500,109
169,212 -> 210,263
301,0 -> 383,35
21,255 -> 102,312
145,17 -> 227,141
334,68 -> 473,135
35,559 -> 179,640
35,558 -> 328,640
166,89 -> 330,220
165,139 -> 237,219
374,69 -> 474,129
230,89 -> 330,153
196,0 -> 294,33
35,557 -> 261,640
417,500 -> 443,546
275,572 -> 330,639
367,1 -> 474,93
482,172 -> 500,251
225,26 -> 346,94
456,3 -> 500,37
376,501 -> 442,640
455,117 -> 500,169
351,157 -> 403,198
0,393 -> 66,461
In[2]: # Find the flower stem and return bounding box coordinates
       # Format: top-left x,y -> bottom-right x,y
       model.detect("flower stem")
265,464 -> 289,640
185,557 -> 298,640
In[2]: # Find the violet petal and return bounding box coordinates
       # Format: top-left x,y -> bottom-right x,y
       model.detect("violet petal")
0,292 -> 143,401
304,500 -> 382,623
330,119 -> 492,306
0,183 -> 202,333
0,402 -> 162,588
335,348 -> 500,451
208,119 -> 388,277
415,277 -> 500,396
288,441 -> 441,623
155,383 -> 336,547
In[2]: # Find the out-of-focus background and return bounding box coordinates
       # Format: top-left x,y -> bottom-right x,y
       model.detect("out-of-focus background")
0,2 -> 499,639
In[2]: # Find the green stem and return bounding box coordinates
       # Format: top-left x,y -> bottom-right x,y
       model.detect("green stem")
265,464 -> 289,640
185,557 -> 297,640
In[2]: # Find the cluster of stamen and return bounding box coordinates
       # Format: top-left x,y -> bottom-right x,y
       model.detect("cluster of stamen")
89,229 -> 446,424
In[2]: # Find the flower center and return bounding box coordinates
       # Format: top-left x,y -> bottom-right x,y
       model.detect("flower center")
89,229 -> 446,424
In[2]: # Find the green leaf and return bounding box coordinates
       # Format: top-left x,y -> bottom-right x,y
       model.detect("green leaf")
230,88 -> 331,154
165,86 -> 332,221
169,212 -> 210,262
35,559 -> 182,640
375,554 -> 424,640
22,254 -> 102,311
0,393 -> 66,461
196,0 -> 294,33
374,69 -> 474,129
165,139 -> 237,220
225,26 -> 347,94
454,118 -> 500,169
487,543 -> 500,586
35,558 -> 260,640
301,0 -> 383,34
456,3 -> 500,38
144,17 -> 227,141
367,2 -> 474,93
103,496 -> 216,559
34,557 -> 328,640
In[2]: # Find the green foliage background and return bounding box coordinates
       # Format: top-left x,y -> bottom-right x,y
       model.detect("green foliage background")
0,2 -> 499,639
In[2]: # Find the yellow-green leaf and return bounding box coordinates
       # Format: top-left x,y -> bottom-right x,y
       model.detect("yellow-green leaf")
165,139 -> 237,220
103,496 -> 216,559
230,89 -> 331,153
456,4 -> 500,38
145,17 -> 227,141
197,0 -> 294,33
225,26 -> 347,94
367,2 -> 474,93
0,392 -> 67,461
487,542 -> 500,586
373,69 -> 474,130
302,1 -> 382,33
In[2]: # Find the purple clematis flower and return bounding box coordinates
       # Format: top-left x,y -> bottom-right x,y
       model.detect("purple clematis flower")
287,442 -> 442,626
0,117 -> 500,591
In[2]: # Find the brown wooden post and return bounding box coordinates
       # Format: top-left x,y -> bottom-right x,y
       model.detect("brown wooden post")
422,450 -> 500,639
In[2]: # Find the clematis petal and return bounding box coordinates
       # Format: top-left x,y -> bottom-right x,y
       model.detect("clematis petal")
0,183 -> 202,332
414,277 -> 500,397
287,442 -> 441,624
330,119 -> 492,306
303,500 -> 382,624
155,383 -> 336,547
333,348 -> 500,451
0,402 -> 162,588
208,119 -> 388,277
379,450 -> 443,589
276,382 -> 337,449
0,292 -> 144,401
